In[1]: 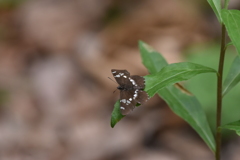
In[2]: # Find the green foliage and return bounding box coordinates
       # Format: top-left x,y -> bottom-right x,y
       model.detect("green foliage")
207,0 -> 222,22
111,1 -> 240,158
224,0 -> 230,9
221,120 -> 240,136
139,41 -> 168,74
221,10 -> 240,55
223,56 -> 240,96
140,41 -> 216,152
111,42 -> 216,151
159,84 -> 216,152
185,44 -> 240,136
111,100 -> 125,128
144,62 -> 217,97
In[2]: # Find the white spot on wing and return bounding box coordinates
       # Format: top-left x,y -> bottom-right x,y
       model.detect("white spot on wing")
133,89 -> 138,99
120,106 -> 125,110
112,71 -> 116,73
120,99 -> 127,103
129,78 -> 137,86
115,75 -> 120,77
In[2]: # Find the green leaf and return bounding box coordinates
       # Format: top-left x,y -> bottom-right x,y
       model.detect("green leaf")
139,41 -> 216,152
111,100 -> 125,128
223,56 -> 240,96
139,41 -> 168,74
225,41 -> 233,48
207,0 -> 222,22
221,120 -> 240,136
144,62 -> 217,97
221,9 -> 240,55
185,44 -> 240,138
224,0 -> 230,9
160,85 -> 217,149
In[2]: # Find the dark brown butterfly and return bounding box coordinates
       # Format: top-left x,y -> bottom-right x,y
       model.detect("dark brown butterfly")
111,69 -> 149,115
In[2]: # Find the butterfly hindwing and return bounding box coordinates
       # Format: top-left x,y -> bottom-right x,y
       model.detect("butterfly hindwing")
134,90 -> 149,105
120,90 -> 137,115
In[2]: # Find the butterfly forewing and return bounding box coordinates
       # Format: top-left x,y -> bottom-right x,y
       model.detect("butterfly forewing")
111,69 -> 131,87
130,75 -> 145,89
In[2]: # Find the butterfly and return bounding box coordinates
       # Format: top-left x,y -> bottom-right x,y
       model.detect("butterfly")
111,69 -> 149,115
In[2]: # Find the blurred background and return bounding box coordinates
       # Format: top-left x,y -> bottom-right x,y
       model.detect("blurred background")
0,0 -> 240,160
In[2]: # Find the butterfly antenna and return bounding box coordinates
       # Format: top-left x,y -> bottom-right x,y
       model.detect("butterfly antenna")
108,77 -> 117,84
108,77 -> 118,93
113,88 -> 118,94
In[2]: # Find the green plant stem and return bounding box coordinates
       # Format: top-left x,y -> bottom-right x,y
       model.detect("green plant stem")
216,23 -> 226,160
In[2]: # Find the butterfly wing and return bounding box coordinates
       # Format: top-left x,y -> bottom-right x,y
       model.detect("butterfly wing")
111,69 -> 131,86
120,90 -> 137,115
134,90 -> 149,105
130,75 -> 149,104
130,75 -> 145,89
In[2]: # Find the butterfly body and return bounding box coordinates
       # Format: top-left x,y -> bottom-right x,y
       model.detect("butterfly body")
111,69 -> 149,115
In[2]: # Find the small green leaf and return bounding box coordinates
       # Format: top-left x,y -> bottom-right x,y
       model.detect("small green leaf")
111,100 -> 125,128
221,120 -> 240,136
139,41 -> 216,152
139,40 -> 168,74
207,0 -> 222,22
221,9 -> 240,55
223,56 -> 240,96
224,0 -> 230,9
225,41 -> 233,48
144,62 -> 217,97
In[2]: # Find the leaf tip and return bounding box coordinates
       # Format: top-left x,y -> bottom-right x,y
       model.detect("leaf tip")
110,100 -> 125,128
110,119 -> 116,128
